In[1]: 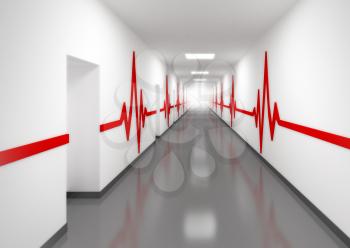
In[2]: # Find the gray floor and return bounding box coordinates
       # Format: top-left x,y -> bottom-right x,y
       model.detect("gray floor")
53,109 -> 346,248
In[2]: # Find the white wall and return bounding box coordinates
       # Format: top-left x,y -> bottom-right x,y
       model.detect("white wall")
214,0 -> 350,237
0,0 -> 176,246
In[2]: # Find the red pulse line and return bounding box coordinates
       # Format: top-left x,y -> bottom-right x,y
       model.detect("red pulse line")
100,51 -> 158,153
160,75 -> 173,127
160,76 -> 184,126
182,84 -> 185,113
175,82 -> 182,117
215,51 -> 350,153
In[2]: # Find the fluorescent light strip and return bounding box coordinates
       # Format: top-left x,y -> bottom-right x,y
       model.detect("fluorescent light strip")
185,53 -> 215,60
191,71 -> 209,75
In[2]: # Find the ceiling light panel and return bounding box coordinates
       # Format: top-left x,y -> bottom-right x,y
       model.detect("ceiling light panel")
185,53 -> 215,60
191,71 -> 209,75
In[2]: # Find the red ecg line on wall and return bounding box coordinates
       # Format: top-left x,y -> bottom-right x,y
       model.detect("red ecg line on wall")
160,76 -> 174,127
215,86 -> 218,112
100,51 -> 158,153
214,51 -> 350,153
0,134 -> 69,166
100,52 -> 184,152
182,84 -> 186,113
175,82 -> 182,117
160,76 -> 185,125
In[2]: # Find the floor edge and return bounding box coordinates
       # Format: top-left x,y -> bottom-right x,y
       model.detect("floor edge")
41,223 -> 67,248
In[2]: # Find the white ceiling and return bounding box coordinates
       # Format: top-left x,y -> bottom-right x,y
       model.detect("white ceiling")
102,0 -> 297,82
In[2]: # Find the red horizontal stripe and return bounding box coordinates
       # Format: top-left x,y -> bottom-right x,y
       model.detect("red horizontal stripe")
236,108 -> 255,117
146,109 -> 157,116
278,120 -> 350,150
100,119 -> 123,132
0,134 -> 69,166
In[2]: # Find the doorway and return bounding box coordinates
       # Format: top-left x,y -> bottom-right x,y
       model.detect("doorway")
67,56 -> 100,192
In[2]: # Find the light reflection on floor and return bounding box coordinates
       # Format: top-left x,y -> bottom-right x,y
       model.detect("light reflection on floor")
52,109 -> 346,248
184,210 -> 217,242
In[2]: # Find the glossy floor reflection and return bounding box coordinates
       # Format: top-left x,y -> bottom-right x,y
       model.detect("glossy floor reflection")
53,109 -> 346,248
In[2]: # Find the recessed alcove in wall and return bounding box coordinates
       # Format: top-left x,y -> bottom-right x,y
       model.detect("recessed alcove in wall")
67,56 -> 100,192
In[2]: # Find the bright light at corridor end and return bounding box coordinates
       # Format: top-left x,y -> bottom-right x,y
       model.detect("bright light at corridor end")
191,71 -> 209,75
185,53 -> 215,60
194,78 -> 207,82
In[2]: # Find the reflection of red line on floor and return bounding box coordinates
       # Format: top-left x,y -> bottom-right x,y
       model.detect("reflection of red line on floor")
215,51 -> 350,152
110,171 -> 152,248
100,51 -> 158,153
0,134 -> 69,166
231,163 -> 291,248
